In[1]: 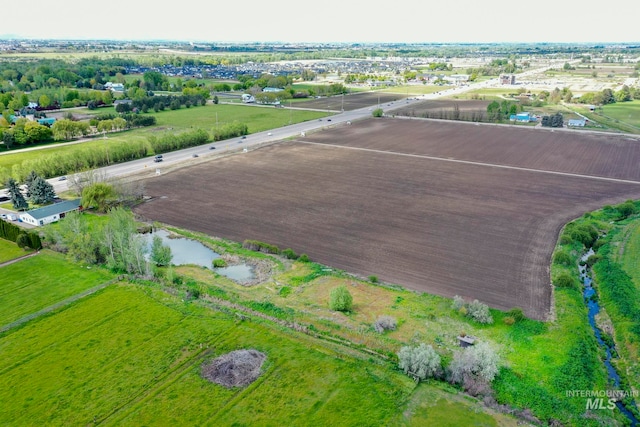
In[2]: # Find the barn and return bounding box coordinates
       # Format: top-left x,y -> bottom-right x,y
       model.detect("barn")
19,199 -> 81,226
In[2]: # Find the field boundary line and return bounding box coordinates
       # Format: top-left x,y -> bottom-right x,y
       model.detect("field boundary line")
0,277 -> 122,334
298,141 -> 640,185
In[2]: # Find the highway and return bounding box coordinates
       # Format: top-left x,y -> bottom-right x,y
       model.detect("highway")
1,60 -> 569,201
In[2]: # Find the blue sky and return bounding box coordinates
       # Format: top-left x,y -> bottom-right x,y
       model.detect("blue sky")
4,0 -> 638,44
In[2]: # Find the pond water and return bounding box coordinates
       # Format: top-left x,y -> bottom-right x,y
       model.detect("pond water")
580,249 -> 638,425
142,229 -> 255,282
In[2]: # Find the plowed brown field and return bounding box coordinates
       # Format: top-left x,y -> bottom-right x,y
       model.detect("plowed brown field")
134,118 -> 640,320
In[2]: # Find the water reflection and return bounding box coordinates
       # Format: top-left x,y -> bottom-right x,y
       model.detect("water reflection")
142,229 -> 255,281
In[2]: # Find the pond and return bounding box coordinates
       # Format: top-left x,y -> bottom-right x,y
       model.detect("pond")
142,229 -> 255,282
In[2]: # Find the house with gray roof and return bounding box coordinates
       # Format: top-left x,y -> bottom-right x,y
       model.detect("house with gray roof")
19,199 -> 81,226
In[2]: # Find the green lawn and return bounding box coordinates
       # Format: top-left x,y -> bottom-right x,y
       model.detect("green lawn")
0,104 -> 328,175
0,283 -> 418,426
0,249 -> 115,326
0,238 -> 31,263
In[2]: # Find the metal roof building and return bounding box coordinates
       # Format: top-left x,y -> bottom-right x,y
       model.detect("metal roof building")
18,199 -> 81,226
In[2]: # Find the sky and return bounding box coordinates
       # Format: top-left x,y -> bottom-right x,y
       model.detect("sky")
4,0 -> 638,44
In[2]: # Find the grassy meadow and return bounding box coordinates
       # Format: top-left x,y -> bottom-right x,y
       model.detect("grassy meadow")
0,103 -> 329,175
0,249 -> 115,327
0,278 -> 522,426
0,237 -> 32,263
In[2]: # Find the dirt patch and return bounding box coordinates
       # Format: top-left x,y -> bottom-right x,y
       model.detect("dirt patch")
201,349 -> 266,388
133,118 -> 640,320
294,92 -> 406,111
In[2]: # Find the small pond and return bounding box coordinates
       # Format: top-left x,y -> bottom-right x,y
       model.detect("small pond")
142,229 -> 255,282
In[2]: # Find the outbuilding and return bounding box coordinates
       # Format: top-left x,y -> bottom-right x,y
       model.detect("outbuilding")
19,199 -> 81,226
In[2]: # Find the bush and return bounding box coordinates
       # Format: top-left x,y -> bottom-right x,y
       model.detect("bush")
449,341 -> 500,384
452,295 -> 465,311
554,271 -> 578,289
372,108 -> 384,118
553,250 -> 573,266
16,233 -> 29,249
298,253 -> 310,262
281,248 -> 299,260
213,258 -> 227,268
466,300 -> 494,324
374,315 -> 397,333
368,275 -> 378,283
398,343 -> 441,381
506,307 -> 525,322
329,286 -> 353,312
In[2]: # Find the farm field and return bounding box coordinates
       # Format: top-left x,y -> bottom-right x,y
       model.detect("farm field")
133,118 -> 640,320
392,99 -> 491,119
0,282 -> 519,426
0,249 -> 115,327
294,91 -> 407,111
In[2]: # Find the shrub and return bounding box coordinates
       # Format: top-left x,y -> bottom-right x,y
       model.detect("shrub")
16,232 -> 29,249
553,250 -> 573,266
213,258 -> 227,268
298,253 -> 310,262
449,341 -> 500,384
242,239 -> 279,254
615,200 -> 636,218
398,343 -> 441,381
452,295 -> 465,311
554,271 -> 578,289
466,300 -> 494,324
281,248 -> 299,260
506,307 -> 525,322
368,275 -> 378,283
372,108 -> 384,118
374,315 -> 397,333
329,286 -> 353,312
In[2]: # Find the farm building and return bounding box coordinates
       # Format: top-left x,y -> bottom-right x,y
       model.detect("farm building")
568,119 -> 586,127
509,112 -> 537,123
499,74 -> 516,85
19,199 -> 81,226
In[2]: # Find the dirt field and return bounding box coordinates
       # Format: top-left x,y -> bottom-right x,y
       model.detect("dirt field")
391,99 -> 492,120
133,118 -> 640,320
295,92 -> 407,111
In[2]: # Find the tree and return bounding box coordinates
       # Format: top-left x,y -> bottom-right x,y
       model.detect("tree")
101,207 -> 148,275
28,176 -> 56,205
54,210 -> 100,264
150,235 -> 172,266
6,178 -> 28,210
398,343 -> 441,381
449,341 -> 500,384
372,108 -> 384,118
81,182 -> 117,212
329,285 -> 353,312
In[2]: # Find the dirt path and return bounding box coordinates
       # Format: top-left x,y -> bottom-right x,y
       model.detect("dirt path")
0,251 -> 39,268
0,278 -> 121,334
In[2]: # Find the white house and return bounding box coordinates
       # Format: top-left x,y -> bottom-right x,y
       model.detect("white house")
19,199 -> 81,226
105,82 -> 125,92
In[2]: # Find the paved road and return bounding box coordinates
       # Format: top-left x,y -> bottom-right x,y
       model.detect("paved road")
1,60 -> 572,199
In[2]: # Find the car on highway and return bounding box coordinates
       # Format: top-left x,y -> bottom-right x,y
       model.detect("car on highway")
209,146 -> 216,150
192,154 -> 199,158
58,176 -> 67,181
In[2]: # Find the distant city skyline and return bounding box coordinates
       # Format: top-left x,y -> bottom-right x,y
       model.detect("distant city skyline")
4,0 -> 638,44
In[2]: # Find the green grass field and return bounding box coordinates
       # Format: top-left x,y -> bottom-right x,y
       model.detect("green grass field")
0,249 -> 115,326
0,104 -> 329,175
0,238 -> 32,263
0,282 -> 435,426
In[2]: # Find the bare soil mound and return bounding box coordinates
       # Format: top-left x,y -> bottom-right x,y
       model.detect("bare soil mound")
201,349 -> 266,388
